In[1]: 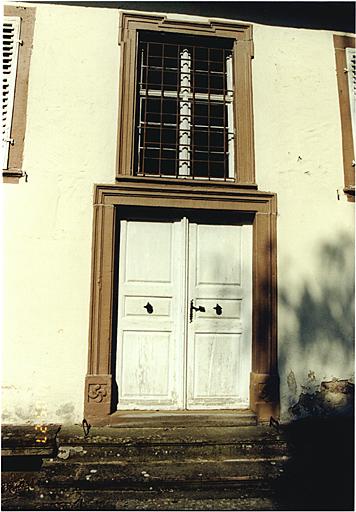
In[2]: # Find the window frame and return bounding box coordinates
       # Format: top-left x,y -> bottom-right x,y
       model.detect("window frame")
333,34 -> 355,202
3,5 -> 36,184
116,12 -> 256,186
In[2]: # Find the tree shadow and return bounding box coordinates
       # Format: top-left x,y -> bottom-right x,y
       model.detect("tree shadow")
278,231 -> 355,419
273,231 -> 354,510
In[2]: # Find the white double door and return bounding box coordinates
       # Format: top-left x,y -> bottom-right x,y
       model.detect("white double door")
116,217 -> 252,410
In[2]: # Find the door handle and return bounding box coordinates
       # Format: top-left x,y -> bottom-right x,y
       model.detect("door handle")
189,299 -> 205,323
213,303 -> 223,316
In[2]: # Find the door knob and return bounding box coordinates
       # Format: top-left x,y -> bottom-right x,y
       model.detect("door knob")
144,302 -> 153,314
189,299 -> 205,323
213,303 -> 223,316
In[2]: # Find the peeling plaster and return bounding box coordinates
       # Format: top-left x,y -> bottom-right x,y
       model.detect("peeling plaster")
290,378 -> 354,419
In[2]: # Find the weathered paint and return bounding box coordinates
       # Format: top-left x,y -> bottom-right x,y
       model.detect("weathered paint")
2,3 -> 354,423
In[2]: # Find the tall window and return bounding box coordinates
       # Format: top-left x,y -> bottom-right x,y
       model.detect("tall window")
117,14 -> 255,185
136,32 -> 234,180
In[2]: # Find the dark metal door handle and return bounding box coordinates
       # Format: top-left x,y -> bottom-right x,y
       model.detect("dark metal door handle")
189,299 -> 205,322
144,302 -> 153,314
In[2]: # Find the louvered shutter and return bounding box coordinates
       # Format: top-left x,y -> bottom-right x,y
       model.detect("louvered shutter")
2,17 -> 21,170
346,47 -> 356,147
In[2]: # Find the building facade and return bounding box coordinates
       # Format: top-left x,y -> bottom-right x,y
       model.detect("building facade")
2,1 -> 355,426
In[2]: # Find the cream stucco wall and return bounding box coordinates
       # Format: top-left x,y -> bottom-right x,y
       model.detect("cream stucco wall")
3,3 -> 119,424
253,25 -> 354,418
2,4 -> 354,424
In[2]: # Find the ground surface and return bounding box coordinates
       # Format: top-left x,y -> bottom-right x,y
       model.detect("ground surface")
1,416 -> 354,511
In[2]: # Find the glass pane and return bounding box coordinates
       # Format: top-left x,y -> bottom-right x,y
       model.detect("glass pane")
141,147 -> 159,175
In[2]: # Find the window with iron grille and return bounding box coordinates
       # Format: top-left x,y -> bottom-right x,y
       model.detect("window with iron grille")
135,31 -> 235,180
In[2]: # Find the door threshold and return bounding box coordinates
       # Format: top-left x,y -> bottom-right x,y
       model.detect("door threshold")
108,409 -> 257,428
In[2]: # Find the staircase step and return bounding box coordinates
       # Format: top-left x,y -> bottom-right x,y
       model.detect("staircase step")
38,459 -> 287,490
2,483 -> 280,511
56,425 -> 288,462
56,440 -> 288,463
108,410 -> 257,428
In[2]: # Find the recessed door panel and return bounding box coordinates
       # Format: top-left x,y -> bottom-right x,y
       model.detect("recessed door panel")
125,221 -> 172,283
120,331 -> 172,399
192,333 -> 241,399
195,224 -> 242,286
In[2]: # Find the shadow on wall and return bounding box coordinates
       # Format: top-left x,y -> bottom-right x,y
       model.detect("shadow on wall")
278,231 -> 355,420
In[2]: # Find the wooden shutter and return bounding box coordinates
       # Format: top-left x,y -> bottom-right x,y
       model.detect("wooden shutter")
346,47 -> 356,148
2,17 -> 21,170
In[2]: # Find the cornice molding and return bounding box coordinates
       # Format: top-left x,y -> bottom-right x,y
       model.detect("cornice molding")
93,179 -> 277,214
119,11 -> 253,43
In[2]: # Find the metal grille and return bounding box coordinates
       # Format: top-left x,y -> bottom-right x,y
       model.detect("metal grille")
135,31 -> 234,180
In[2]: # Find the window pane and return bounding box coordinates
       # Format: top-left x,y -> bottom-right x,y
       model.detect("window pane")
160,159 -> 177,176
147,69 -> 162,87
141,148 -> 159,175
163,70 -> 178,90
162,128 -> 177,144
145,127 -> 160,144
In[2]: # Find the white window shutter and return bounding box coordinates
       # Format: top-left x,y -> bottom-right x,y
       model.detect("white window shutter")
2,16 -> 21,170
346,47 -> 356,147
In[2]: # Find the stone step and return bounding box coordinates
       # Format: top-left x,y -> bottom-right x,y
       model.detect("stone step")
107,410 -> 257,428
56,425 -> 288,462
56,439 -> 288,463
38,458 -> 287,490
56,441 -> 288,463
3,489 -> 278,511
1,482 -> 280,511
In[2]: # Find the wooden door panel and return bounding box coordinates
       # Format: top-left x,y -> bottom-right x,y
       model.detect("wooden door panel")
187,223 -> 252,409
125,221 -> 172,283
195,224 -> 242,287
191,333 -> 241,401
116,220 -> 184,409
120,331 -> 172,399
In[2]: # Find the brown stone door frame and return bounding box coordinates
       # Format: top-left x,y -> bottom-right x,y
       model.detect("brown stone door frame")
84,177 -> 279,425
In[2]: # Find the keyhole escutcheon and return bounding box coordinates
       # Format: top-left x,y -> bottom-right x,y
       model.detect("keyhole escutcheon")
144,302 -> 153,314
213,303 -> 222,316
